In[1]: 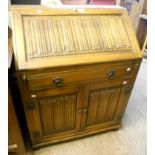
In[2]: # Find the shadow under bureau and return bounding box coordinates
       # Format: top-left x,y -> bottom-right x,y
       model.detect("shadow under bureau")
11,5 -> 143,148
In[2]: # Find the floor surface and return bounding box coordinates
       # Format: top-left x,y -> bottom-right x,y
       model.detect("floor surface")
32,59 -> 147,155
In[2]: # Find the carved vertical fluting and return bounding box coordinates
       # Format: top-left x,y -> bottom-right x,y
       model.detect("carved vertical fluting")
23,15 -> 132,60
39,94 -> 77,135
86,87 -> 122,126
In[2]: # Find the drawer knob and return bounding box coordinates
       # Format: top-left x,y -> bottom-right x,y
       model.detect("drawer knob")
53,77 -> 64,88
107,70 -> 115,79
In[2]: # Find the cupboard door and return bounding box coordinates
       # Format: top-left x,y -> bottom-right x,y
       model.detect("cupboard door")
86,87 -> 121,126
80,81 -> 132,131
39,94 -> 77,134
24,86 -> 83,144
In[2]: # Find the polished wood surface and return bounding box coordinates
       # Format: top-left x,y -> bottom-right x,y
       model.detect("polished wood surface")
12,6 -> 142,149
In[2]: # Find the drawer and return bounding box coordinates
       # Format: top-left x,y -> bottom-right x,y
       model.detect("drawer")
23,61 -> 135,91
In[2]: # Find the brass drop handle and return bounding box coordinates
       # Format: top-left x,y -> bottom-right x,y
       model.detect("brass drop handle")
107,70 -> 115,79
53,77 -> 64,88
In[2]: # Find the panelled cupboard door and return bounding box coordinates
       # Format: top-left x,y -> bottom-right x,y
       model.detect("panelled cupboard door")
24,86 -> 84,144
80,81 -> 132,131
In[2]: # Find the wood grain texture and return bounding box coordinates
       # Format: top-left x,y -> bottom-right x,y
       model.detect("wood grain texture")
16,59 -> 141,147
32,60 -> 146,154
39,94 -> 77,135
13,6 -> 143,149
26,61 -> 134,91
86,87 -> 121,126
23,15 -> 132,60
18,85 -> 83,145
11,6 -> 142,70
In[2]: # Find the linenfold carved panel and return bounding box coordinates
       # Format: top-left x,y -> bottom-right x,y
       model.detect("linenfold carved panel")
39,94 -> 77,135
87,87 -> 121,126
23,15 -> 132,60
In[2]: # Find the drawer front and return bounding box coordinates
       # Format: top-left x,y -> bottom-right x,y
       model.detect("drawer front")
24,61 -> 135,91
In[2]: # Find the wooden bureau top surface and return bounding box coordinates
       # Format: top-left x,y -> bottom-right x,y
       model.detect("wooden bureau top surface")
11,5 -> 142,70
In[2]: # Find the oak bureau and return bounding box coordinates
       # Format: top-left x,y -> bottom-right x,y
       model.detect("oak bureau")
11,5 -> 143,148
